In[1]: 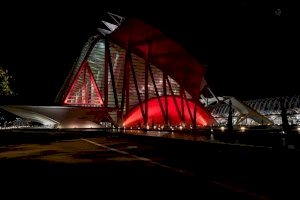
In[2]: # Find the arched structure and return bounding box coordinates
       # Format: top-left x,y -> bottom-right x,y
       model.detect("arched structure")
56,15 -> 215,128
209,95 -> 300,125
124,96 -> 214,127
0,105 -> 113,128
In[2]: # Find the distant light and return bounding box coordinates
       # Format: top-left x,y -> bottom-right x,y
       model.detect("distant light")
179,125 -> 183,130
240,126 -> 246,132
297,127 -> 300,131
153,125 -> 157,129
275,8 -> 282,16
220,126 -> 225,131
146,125 -> 149,130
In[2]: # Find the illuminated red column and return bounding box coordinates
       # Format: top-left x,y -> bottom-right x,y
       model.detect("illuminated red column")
163,72 -> 168,125
83,67 -> 87,104
180,85 -> 185,124
193,98 -> 197,129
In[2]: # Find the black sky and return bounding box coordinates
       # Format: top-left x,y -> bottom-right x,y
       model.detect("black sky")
0,1 -> 298,104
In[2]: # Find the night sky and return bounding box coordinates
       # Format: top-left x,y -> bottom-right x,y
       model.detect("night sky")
0,1 -> 297,104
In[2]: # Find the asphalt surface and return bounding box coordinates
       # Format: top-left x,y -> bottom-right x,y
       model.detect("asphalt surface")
0,129 -> 297,199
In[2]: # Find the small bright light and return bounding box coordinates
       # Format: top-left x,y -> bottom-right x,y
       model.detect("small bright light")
179,125 -> 183,130
161,125 -> 164,129
153,125 -> 157,129
146,125 -> 149,130
220,126 -> 225,131
240,126 -> 246,132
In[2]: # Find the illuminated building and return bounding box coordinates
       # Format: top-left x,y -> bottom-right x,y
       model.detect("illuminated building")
2,13 -> 298,129
209,95 -> 300,126
55,13 -> 216,128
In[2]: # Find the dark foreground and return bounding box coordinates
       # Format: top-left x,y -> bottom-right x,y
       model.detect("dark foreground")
0,129 -> 298,199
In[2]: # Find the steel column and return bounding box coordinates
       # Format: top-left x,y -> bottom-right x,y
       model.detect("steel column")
163,72 -> 168,125
105,39 -> 119,108
104,39 -> 109,107
83,66 -> 87,104
149,64 -> 166,123
166,77 -> 182,122
120,52 -> 127,119
180,86 -> 185,123
193,99 -> 197,129
183,91 -> 193,122
125,51 -> 130,115
144,44 -> 150,127
129,53 -> 146,122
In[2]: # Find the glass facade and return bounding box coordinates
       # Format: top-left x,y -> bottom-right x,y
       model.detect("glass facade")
63,38 -> 184,109
58,37 -> 214,127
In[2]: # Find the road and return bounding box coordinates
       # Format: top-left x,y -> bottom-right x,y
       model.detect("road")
0,130 -> 297,199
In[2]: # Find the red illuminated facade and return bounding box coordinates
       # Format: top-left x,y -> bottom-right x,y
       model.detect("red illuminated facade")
124,96 -> 214,127
56,16 -> 216,128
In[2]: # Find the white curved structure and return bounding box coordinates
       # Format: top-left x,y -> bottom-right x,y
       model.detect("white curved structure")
0,105 -> 114,128
206,96 -> 274,125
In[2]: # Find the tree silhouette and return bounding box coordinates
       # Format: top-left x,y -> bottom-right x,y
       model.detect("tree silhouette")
0,67 -> 14,96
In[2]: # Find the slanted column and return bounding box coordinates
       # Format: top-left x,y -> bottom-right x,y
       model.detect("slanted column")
104,39 -> 109,107
193,98 -> 198,129
83,67 -> 87,104
125,50 -> 131,115
119,51 -> 128,127
144,43 -> 150,128
180,85 -> 185,124
105,38 -> 118,108
163,72 -> 168,126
